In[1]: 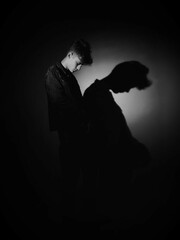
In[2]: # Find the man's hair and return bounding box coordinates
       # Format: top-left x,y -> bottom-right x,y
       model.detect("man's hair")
69,39 -> 93,65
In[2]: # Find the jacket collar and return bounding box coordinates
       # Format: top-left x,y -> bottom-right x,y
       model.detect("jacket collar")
56,61 -> 71,78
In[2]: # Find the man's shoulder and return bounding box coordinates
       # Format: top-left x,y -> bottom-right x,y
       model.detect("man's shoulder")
45,63 -> 63,88
47,63 -> 60,73
46,62 -> 71,79
45,64 -> 55,76
46,62 -> 65,80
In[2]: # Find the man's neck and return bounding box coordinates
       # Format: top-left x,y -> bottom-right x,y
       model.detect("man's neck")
61,57 -> 68,70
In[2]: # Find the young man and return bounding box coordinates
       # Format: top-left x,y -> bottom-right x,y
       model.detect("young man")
45,39 -> 93,214
45,39 -> 92,139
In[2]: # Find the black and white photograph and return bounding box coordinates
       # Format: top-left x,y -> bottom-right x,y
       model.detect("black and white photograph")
1,1 -> 180,239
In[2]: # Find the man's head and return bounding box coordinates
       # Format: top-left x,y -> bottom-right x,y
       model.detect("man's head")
63,39 -> 93,73
107,61 -> 152,93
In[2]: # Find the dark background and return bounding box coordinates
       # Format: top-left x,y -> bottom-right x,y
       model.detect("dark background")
1,1 -> 180,239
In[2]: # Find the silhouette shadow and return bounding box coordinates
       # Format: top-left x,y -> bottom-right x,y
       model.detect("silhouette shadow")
83,61 -> 152,222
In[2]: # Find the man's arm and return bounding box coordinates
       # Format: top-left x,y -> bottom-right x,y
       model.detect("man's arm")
45,68 -> 87,134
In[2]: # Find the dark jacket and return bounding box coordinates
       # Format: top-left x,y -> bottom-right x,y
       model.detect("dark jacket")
45,62 -> 87,144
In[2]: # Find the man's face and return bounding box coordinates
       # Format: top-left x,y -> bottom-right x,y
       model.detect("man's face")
68,52 -> 82,73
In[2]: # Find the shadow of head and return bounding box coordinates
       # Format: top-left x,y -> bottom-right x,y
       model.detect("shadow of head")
107,61 -> 152,93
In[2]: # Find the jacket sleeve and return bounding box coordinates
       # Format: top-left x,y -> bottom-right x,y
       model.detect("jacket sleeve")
45,67 -> 88,136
